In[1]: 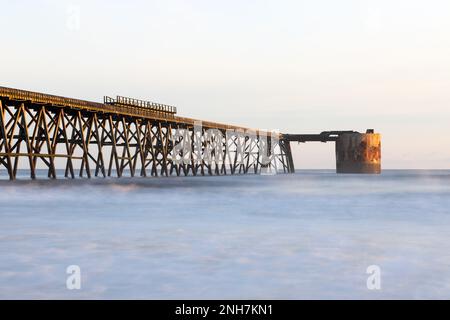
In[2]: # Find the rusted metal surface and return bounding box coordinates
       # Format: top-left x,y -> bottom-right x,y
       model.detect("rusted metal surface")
283,130 -> 382,174
0,86 -> 292,180
0,86 -> 382,179
0,86 -> 274,136
335,131 -> 381,174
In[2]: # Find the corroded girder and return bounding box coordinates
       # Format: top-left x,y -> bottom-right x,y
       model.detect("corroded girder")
0,86 -> 276,137
0,89 -> 293,180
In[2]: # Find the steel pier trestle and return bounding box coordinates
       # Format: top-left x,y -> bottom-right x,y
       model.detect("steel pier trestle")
0,86 -> 294,180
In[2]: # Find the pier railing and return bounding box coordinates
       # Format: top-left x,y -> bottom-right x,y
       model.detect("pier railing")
104,95 -> 177,116
0,86 -> 274,135
0,86 -> 292,180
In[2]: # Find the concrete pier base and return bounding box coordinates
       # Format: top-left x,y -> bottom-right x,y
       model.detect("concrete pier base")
335,130 -> 381,174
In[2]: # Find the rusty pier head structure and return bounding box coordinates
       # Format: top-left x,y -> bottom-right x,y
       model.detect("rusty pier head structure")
0,86 -> 380,180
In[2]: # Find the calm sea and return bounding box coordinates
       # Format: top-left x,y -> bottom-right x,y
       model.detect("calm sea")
1,170 -> 450,299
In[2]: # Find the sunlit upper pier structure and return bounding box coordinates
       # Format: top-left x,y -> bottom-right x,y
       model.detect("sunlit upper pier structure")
0,86 -> 294,180
0,86 -> 380,180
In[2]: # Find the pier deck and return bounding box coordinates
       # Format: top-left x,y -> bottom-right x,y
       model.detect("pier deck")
0,86 -> 292,180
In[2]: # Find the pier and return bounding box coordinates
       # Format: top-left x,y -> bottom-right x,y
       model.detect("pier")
0,86 -> 380,180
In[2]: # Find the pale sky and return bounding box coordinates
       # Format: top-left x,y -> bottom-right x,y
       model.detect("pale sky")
1,0 -> 449,169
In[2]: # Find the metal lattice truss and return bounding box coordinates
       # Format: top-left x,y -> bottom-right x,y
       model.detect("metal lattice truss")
0,99 -> 294,180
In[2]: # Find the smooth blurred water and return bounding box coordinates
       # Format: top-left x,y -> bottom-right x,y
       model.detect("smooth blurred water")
1,170 -> 450,299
